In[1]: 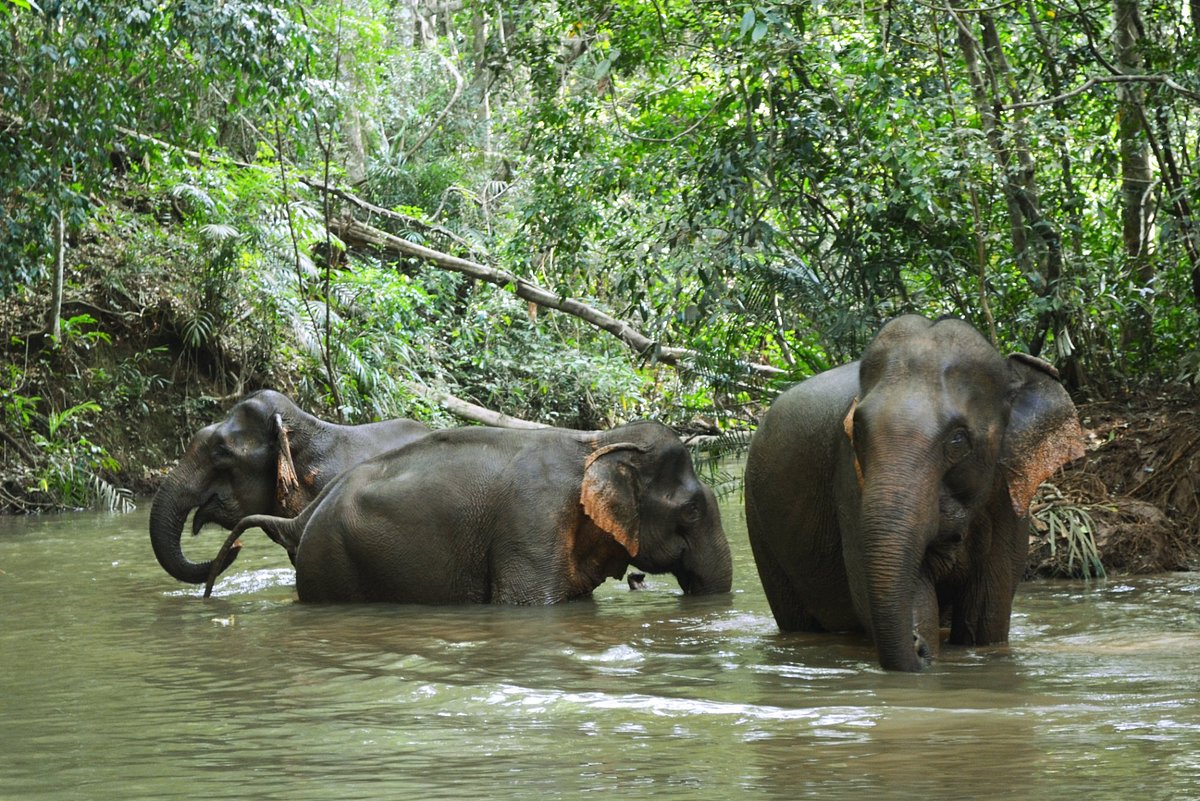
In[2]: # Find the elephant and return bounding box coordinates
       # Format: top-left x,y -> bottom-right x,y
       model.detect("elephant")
150,389 -> 428,586
744,315 -> 1084,672
204,420 -> 733,604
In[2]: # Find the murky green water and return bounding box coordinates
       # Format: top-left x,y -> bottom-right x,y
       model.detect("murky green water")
2,489 -> 1199,800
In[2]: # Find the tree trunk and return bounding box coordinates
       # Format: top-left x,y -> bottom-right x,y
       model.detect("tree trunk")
955,15 -> 1031,278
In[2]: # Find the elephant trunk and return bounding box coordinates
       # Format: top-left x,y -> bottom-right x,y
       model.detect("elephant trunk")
858,458 -> 939,672
149,465 -> 218,585
674,516 -> 733,596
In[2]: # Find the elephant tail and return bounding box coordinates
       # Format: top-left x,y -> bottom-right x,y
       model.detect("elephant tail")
203,513 -> 302,598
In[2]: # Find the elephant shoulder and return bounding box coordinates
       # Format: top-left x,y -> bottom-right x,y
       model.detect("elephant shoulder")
763,361 -> 860,431
748,361 -> 860,488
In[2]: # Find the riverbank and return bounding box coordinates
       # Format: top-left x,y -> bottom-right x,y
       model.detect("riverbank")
0,231 -> 1196,575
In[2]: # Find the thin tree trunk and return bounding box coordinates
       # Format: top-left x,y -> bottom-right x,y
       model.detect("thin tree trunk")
1114,0 -> 1161,361
1025,0 -> 1086,259
952,8 -> 1066,360
47,203 -> 64,340
933,19 -> 995,343
954,14 -> 1030,277
1115,0 -> 1154,280
1150,107 -> 1200,315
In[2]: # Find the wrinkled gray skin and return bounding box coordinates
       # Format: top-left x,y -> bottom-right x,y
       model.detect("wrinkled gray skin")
217,421 -> 733,604
150,389 -> 428,585
745,316 -> 1084,672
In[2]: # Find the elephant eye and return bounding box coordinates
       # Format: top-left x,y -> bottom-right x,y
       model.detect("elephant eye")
944,428 -> 972,463
679,499 -> 703,524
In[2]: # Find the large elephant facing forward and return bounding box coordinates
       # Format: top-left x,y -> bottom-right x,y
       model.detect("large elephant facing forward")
210,421 -> 733,604
745,315 -> 1084,672
150,390 -> 427,586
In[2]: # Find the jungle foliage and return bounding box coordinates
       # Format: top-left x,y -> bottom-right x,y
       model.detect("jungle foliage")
1,0 -> 1198,513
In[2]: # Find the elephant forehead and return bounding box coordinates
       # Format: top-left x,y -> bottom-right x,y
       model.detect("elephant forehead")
858,369 -> 1006,434
864,339 -> 1007,397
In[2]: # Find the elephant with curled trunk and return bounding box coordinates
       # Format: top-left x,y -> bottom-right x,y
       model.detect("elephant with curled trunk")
745,315 -> 1084,672
207,420 -> 733,604
150,390 -> 428,586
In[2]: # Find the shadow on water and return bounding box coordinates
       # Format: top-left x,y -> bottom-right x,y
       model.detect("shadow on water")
2,490 -> 1200,800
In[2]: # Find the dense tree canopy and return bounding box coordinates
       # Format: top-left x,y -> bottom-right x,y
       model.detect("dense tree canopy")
1,0 -> 1198,509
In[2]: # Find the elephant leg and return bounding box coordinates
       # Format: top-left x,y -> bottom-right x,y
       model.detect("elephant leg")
948,508 -> 1024,646
948,574 -> 1016,646
748,534 -> 826,632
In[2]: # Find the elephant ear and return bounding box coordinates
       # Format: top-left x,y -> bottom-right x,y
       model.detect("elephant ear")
1002,354 -> 1086,516
842,397 -> 865,491
271,413 -> 305,517
580,442 -> 648,557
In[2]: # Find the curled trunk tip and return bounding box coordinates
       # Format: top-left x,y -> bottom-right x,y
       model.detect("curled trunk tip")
149,482 -> 217,585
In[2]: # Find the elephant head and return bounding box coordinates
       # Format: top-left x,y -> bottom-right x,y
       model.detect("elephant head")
842,315 -> 1083,671
150,390 -> 426,585
581,422 -> 733,596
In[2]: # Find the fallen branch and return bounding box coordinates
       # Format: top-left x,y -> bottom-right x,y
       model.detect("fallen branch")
332,214 -> 785,378
401,379 -> 550,429
1003,73 -> 1200,111
0,427 -> 38,467
683,430 -> 752,450
403,378 -> 755,450
333,214 -> 692,364
62,118 -> 785,379
300,178 -> 480,255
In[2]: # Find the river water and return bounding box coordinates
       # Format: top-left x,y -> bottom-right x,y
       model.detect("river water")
2,491 -> 1199,800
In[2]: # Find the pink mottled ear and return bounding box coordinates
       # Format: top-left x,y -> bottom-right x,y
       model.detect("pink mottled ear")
272,413 -> 305,517
580,443 -> 645,557
1003,356 -> 1086,516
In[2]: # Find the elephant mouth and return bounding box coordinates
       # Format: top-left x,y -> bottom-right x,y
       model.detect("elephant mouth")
191,495 -> 237,536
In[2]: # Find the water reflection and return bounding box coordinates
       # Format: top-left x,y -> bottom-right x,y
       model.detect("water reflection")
1,500 -> 1199,800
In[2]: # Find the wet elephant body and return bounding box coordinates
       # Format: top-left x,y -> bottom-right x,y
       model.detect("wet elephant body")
218,421 -> 733,604
150,390 -> 427,585
745,315 -> 1084,671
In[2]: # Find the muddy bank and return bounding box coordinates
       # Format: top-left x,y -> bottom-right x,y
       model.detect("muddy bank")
1030,391 -> 1200,576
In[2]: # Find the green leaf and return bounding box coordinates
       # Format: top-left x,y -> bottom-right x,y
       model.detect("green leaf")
740,8 -> 756,36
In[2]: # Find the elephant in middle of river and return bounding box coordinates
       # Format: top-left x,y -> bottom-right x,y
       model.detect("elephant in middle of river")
745,315 -> 1084,672
207,420 -> 733,604
150,389 -> 428,587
